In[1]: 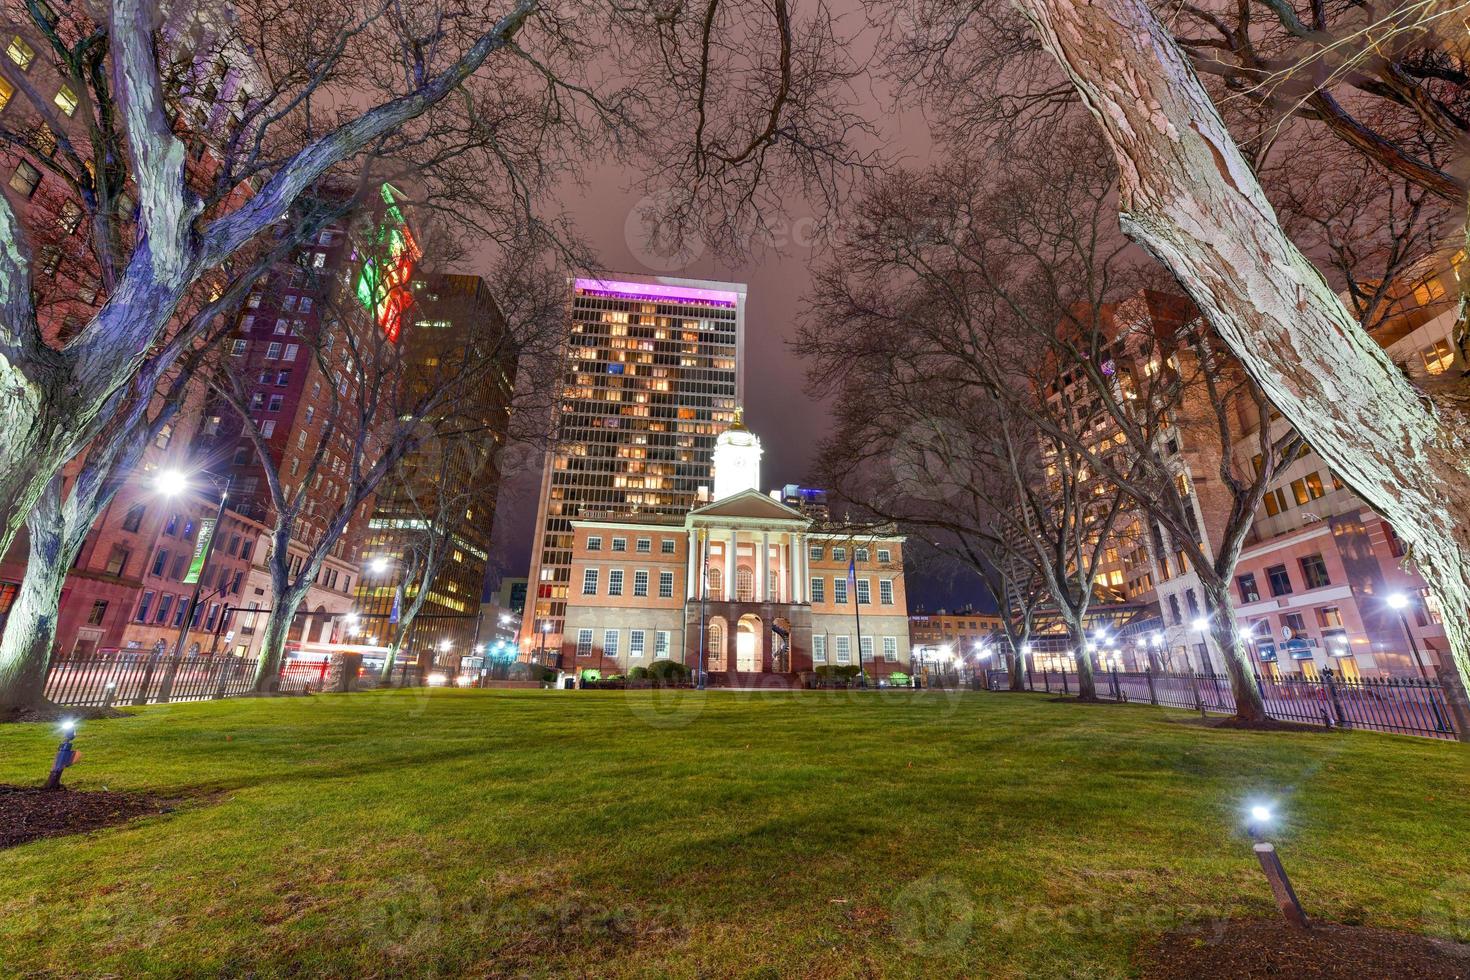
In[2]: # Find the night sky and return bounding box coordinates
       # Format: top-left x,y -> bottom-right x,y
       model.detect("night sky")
485,146 -> 990,613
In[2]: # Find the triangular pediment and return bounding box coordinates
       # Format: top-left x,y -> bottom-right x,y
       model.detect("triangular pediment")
689,489 -> 808,523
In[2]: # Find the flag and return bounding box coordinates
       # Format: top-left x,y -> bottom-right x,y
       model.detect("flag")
848,555 -> 856,583
182,518 -> 217,585
389,585 -> 402,624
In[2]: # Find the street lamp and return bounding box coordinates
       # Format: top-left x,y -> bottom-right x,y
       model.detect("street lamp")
1386,592 -> 1435,683
1192,615 -> 1216,675
368,556 -> 391,574
154,469 -> 232,694
537,619 -> 552,667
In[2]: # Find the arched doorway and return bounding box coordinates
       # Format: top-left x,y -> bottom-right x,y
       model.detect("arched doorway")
707,616 -> 728,671
736,613 -> 762,672
771,617 -> 792,673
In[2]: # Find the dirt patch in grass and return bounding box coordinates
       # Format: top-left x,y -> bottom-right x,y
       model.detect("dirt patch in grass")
0,784 -> 177,849
1137,918 -> 1470,979
2,704 -> 132,725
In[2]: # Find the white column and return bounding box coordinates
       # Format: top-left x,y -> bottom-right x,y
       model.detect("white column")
686,529 -> 699,599
796,533 -> 807,604
760,530 -> 770,602
725,529 -> 736,601
803,534 -> 812,602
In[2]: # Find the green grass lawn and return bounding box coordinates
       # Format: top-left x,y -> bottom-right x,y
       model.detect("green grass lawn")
1,688 -> 1467,978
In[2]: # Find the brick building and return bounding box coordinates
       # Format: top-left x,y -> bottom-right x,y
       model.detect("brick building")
556,417 -> 912,684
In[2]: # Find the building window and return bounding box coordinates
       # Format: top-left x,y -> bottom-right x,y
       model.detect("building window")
7,36 -> 35,68
736,567 -> 754,602
155,593 -> 175,624
707,567 -> 722,600
260,420 -> 275,438
809,545 -> 823,561
151,549 -> 169,576
661,538 -> 676,554
54,83 -> 77,116
859,636 -> 874,662
267,394 -> 284,412
1237,572 -> 1259,603
1167,593 -> 1182,625
105,544 -> 130,576
1300,554 -> 1331,590
625,629 -> 645,658
1266,564 -> 1293,597
834,635 -> 851,664
9,160 -> 41,196
87,600 -> 108,626
633,570 -> 649,597
1422,338 -> 1455,375
1317,606 -> 1344,629
58,199 -> 83,233
135,590 -> 154,622
658,571 -> 674,598
121,504 -> 146,532
603,629 -> 619,658
855,547 -> 870,562
810,577 -> 825,603
1185,588 -> 1199,615
813,634 -> 827,662
582,568 -> 599,595
586,536 -> 602,552
611,537 -> 627,552
265,342 -> 282,359
1283,612 -> 1308,638
608,569 -> 624,596
877,548 -> 891,563
879,580 -> 894,605
231,339 -> 247,356
833,578 -> 848,604
883,636 -> 898,662
833,547 -> 847,562
636,538 -> 651,553
0,76 -> 12,111
856,579 -> 872,604
577,629 -> 593,657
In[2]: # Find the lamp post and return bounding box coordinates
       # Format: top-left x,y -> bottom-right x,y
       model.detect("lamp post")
537,619 -> 552,668
155,469 -> 232,702
697,528 -> 708,690
1191,616 -> 1216,675
1386,593 -> 1434,683
1244,803 -> 1309,929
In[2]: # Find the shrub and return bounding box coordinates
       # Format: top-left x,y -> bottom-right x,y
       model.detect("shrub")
628,666 -> 650,680
580,668 -> 602,683
814,664 -> 861,681
647,659 -> 690,682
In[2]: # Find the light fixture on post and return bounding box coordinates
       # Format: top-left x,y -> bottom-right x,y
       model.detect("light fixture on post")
1243,802 -> 1309,930
1191,615 -> 1216,676
153,468 -> 232,703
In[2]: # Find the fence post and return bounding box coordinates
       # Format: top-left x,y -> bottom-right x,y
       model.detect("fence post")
132,649 -> 163,706
1061,669 -> 1069,695
1043,669 -> 1051,693
1323,669 -> 1351,730
1145,665 -> 1158,705
1110,667 -> 1121,701
1434,666 -> 1470,742
212,656 -> 233,699
1191,671 -> 1205,717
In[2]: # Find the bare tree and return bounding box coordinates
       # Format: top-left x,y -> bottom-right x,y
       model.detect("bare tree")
0,0 -> 869,588
205,214 -> 561,691
866,0 -> 1470,696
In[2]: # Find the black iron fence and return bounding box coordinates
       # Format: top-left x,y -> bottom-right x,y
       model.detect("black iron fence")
985,666 -> 1467,742
44,652 -> 426,707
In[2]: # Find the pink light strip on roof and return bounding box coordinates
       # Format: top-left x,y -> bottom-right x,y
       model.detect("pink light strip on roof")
574,278 -> 740,307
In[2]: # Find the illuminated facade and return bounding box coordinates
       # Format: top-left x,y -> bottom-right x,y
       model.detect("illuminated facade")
521,274 -> 746,655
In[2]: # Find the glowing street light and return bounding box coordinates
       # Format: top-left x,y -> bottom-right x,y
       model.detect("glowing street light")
1243,801 -> 1309,929
153,469 -> 190,497
368,556 -> 390,574
1386,592 -> 1436,685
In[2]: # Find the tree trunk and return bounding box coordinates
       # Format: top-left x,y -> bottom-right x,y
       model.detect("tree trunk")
252,584 -> 310,692
1200,581 -> 1268,722
1009,0 -> 1470,694
1062,613 -> 1098,700
0,486 -> 68,715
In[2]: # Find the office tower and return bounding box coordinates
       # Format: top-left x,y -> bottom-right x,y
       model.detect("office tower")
520,274 -> 746,662
354,273 -> 517,668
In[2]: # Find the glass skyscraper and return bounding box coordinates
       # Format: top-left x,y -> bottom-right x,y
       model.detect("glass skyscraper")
520,274 -> 746,661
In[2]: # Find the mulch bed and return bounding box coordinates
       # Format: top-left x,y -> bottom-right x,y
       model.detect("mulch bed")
2,704 -> 131,725
0,784 -> 176,849
1137,918 -> 1470,979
